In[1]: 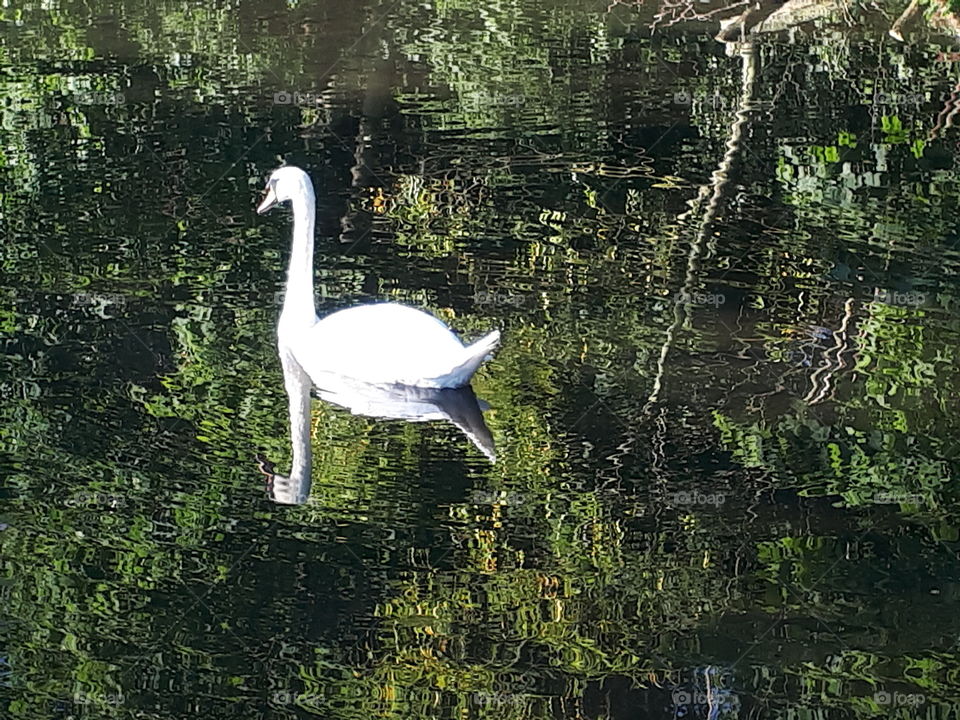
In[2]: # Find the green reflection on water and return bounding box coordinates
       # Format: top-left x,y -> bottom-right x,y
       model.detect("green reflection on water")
2,0 -> 960,718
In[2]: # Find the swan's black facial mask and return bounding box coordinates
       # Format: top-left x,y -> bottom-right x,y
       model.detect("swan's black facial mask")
257,180 -> 279,215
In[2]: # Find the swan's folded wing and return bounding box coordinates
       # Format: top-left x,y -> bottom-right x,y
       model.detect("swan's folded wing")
292,304 -> 487,387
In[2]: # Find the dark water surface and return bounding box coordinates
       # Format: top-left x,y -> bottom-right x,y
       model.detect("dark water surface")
3,0 -> 960,717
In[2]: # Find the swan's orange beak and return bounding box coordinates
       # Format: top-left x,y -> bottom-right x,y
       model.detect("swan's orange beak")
257,186 -> 279,214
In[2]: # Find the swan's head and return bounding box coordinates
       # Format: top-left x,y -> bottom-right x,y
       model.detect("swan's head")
257,166 -> 313,215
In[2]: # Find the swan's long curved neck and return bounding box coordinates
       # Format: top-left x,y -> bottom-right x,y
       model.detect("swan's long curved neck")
282,182 -> 318,327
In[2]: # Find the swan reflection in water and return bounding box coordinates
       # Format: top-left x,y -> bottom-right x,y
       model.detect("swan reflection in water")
260,353 -> 496,505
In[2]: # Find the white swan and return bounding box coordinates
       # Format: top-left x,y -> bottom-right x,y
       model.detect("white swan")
257,165 -> 500,388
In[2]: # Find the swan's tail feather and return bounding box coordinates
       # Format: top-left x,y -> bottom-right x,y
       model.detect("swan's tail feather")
435,330 -> 501,388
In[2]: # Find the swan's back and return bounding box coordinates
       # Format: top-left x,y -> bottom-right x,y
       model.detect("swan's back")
288,303 -> 486,387
318,303 -> 455,339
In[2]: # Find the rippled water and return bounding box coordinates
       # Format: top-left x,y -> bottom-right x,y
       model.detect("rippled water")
3,0 -> 960,718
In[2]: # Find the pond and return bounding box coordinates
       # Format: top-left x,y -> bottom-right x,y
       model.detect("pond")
2,0 -> 960,717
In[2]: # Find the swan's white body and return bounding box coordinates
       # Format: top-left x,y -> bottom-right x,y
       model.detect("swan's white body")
286,303 -> 499,388
259,166 -> 499,389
